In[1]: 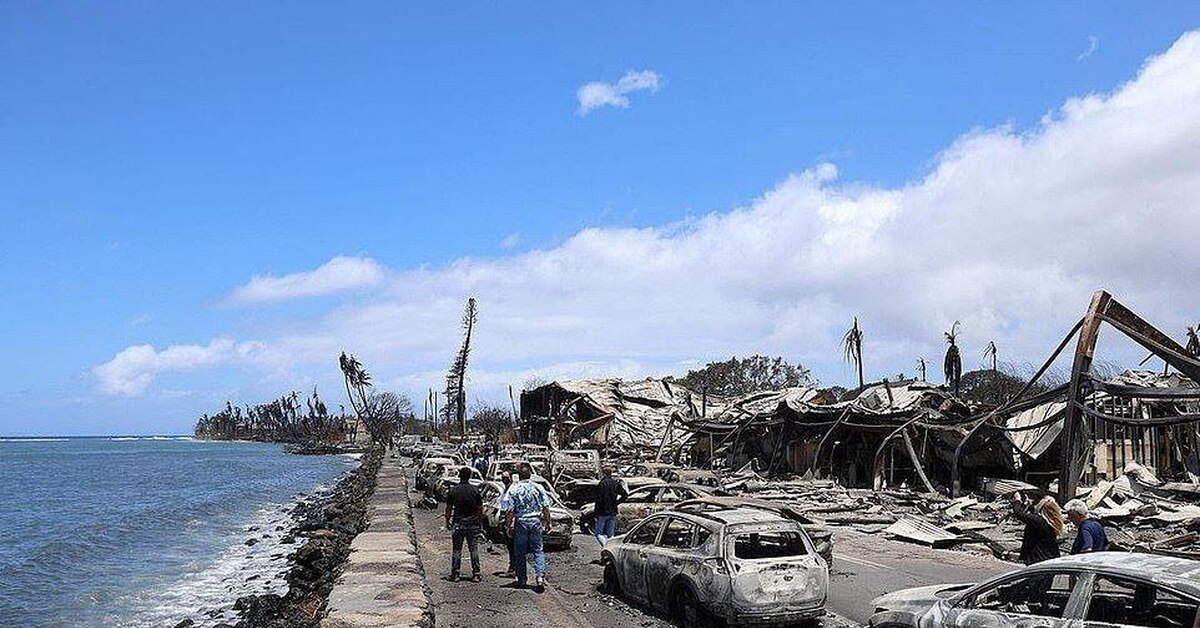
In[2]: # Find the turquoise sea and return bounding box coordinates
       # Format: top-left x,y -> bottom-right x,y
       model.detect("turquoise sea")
0,437 -> 352,627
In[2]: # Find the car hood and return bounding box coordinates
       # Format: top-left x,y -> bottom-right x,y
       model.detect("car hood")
872,583 -> 972,614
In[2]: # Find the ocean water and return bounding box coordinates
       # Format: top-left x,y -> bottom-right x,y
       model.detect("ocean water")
0,437 -> 354,627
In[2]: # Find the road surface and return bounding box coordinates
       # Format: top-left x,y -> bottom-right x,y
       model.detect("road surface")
826,529 -> 1013,623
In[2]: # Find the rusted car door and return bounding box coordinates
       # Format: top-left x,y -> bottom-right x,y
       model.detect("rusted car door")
643,516 -> 701,609
619,518 -> 665,604
943,571 -> 1087,628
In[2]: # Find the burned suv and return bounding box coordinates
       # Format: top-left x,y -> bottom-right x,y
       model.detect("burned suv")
601,507 -> 828,626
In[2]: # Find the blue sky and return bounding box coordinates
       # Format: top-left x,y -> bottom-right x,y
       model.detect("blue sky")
2,4 -> 1199,435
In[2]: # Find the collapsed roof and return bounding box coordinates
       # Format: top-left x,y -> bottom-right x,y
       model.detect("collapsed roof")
518,378 -> 705,455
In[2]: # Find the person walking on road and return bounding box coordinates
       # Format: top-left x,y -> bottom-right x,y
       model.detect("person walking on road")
593,465 -> 626,547
1064,499 -> 1109,554
505,462 -> 550,592
1010,491 -> 1064,565
499,473 -> 517,578
444,466 -> 484,582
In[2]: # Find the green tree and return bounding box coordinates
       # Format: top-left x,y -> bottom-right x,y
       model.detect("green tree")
679,355 -> 816,397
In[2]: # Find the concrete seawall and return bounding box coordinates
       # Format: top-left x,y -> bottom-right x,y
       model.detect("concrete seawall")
322,454 -> 433,628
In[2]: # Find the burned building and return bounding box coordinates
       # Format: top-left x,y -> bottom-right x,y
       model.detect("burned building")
517,378 -> 707,457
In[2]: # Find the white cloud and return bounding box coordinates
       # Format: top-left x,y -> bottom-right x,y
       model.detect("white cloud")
500,232 -> 522,250
576,70 -> 661,115
97,32 -> 1200,406
94,339 -> 265,396
227,256 -> 384,305
1078,35 -> 1100,62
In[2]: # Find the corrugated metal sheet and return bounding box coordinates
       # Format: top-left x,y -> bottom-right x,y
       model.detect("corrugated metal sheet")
884,516 -> 963,547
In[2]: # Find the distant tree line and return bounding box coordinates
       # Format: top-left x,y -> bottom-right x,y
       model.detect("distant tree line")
194,389 -> 349,444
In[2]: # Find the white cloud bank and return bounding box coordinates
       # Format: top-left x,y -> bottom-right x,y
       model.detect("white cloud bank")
94,339 -> 265,396
97,32 -> 1200,402
577,70 -> 661,115
228,256 -> 384,305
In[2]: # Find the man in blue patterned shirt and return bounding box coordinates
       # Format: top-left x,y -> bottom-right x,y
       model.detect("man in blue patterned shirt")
505,462 -> 551,591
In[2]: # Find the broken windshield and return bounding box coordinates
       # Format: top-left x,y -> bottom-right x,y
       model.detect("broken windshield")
732,530 -> 809,560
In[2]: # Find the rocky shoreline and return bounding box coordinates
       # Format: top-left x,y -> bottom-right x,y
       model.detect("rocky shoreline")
177,447 -> 384,628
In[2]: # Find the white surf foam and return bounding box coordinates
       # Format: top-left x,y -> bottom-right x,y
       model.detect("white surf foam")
118,504 -> 298,627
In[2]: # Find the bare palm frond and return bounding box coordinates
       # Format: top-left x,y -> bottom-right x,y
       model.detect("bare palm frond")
943,321 -> 962,393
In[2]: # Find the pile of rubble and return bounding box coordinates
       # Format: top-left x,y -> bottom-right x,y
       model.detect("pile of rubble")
722,461 -> 1200,562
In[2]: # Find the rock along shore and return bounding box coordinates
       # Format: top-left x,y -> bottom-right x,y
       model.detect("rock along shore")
179,447 -> 385,628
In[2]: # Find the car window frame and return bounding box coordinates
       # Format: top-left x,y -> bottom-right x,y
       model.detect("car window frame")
1082,572 -> 1200,628
953,568 -> 1093,621
656,516 -> 700,550
624,486 -> 659,504
626,516 -> 667,546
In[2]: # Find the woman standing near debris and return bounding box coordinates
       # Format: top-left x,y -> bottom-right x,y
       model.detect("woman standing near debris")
1011,492 -> 1064,565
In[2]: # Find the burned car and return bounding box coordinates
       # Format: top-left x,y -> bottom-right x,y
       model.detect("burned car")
664,468 -> 723,490
415,456 -> 456,491
869,553 -> 1200,628
622,462 -> 678,481
548,449 -> 601,481
672,495 -> 833,566
427,465 -> 485,501
578,483 -> 716,535
601,507 -> 828,626
557,475 -> 666,510
485,458 -> 526,483
479,479 -> 576,549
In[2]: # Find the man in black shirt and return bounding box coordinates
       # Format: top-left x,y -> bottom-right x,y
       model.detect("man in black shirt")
593,465 -> 627,547
444,466 -> 484,581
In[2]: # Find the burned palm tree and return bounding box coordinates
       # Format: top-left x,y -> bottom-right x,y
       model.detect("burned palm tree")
1187,325 -> 1200,358
983,341 -> 998,372
943,321 -> 963,395
842,317 -> 865,389
983,340 -> 1002,403
339,352 -> 376,442
443,298 -> 478,436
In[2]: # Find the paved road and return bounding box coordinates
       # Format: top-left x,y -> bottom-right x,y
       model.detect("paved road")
408,474 -> 1014,627
411,492 -> 676,628
826,529 -> 1014,623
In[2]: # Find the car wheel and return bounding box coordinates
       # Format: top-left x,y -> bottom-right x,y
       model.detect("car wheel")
673,584 -> 715,628
602,561 -> 621,595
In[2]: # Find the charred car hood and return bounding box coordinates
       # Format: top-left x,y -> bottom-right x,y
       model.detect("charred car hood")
873,583 -> 971,614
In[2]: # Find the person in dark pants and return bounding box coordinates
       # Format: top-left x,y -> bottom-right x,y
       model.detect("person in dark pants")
1011,492 -> 1064,565
499,473 -> 516,577
444,466 -> 484,582
593,465 -> 627,547
1064,499 -> 1109,553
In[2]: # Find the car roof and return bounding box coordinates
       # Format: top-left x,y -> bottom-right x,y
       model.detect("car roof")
640,506 -> 794,528
696,506 -> 797,527
1032,552 -> 1200,594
